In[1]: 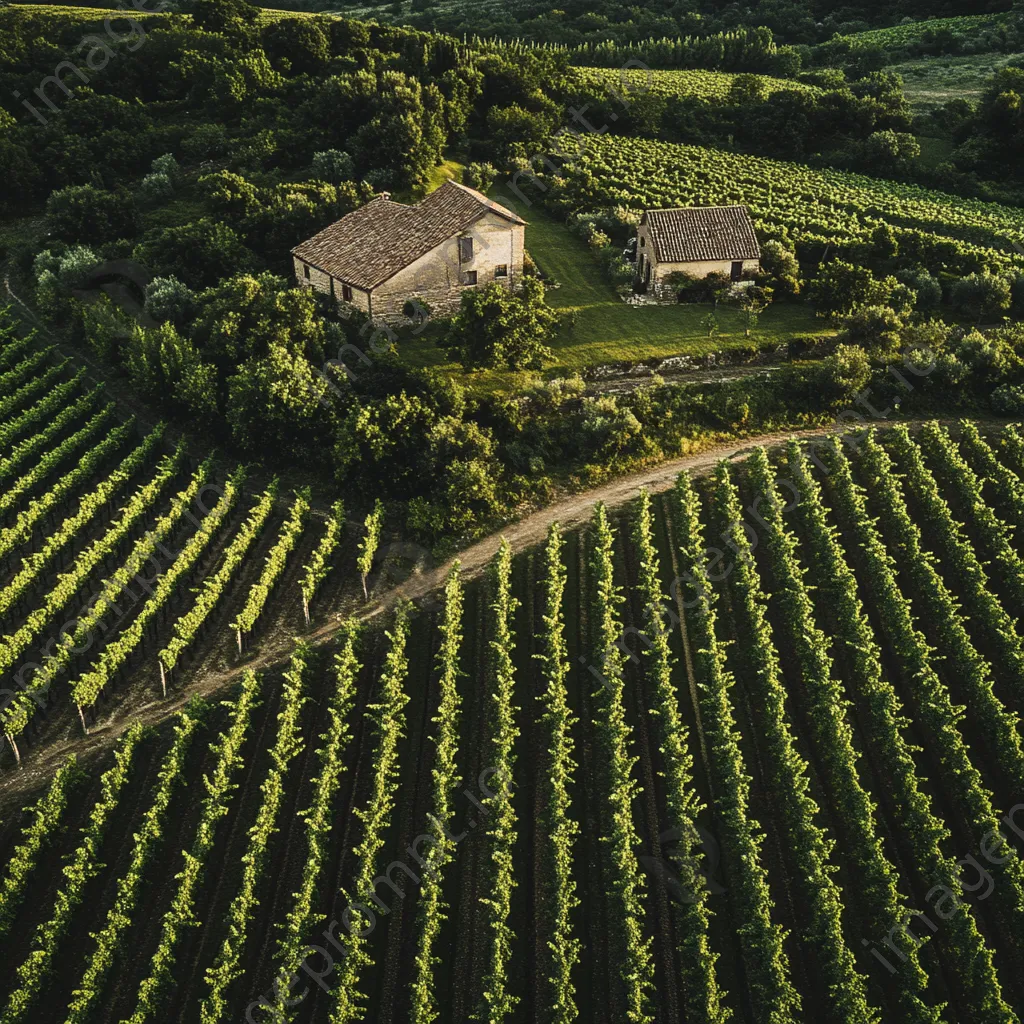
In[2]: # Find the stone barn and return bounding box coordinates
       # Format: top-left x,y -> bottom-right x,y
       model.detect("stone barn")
291,180 -> 526,323
636,205 -> 761,302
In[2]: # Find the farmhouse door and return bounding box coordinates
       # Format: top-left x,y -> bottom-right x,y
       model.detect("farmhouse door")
731,261 -> 743,282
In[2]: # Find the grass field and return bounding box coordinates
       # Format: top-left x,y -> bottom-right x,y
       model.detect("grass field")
891,51 -> 1021,110
401,197 -> 828,388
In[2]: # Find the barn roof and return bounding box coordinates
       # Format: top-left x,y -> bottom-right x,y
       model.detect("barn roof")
291,180 -> 526,291
643,205 -> 760,264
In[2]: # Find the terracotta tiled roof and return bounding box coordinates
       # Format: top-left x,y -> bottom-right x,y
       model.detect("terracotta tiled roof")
291,180 -> 526,291
643,205 -> 760,264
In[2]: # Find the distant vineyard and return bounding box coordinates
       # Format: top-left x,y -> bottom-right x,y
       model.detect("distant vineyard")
5,417 -> 1024,1021
838,11 -> 1013,50
574,66 -> 819,102
0,309 -> 354,765
559,133 -> 1024,274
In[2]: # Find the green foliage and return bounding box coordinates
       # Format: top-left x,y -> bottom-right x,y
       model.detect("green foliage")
409,564 -> 463,1023
842,304 -> 907,351
535,524 -> 581,1024
133,219 -> 257,290
46,184 -> 139,243
232,489 -> 309,645
198,655 -> 307,1024
356,497 -> 385,599
992,382 -> 1024,414
463,161 -> 498,191
589,503 -> 655,1023
310,148 -> 355,184
0,758 -> 83,937
64,705 -> 206,1024
440,279 -> 557,371
330,605 -> 411,1023
2,730 -> 147,1024
125,670 -> 265,1024
475,541 -> 520,1024
952,271 -> 1013,321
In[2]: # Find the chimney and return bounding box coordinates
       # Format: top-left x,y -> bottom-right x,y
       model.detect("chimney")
379,191 -> 391,201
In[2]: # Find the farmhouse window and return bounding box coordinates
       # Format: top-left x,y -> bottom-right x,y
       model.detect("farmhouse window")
640,237 -> 645,247
342,284 -> 353,302
494,264 -> 508,278
731,261 -> 743,282
303,264 -> 310,279
459,237 -> 474,263
463,270 -> 478,285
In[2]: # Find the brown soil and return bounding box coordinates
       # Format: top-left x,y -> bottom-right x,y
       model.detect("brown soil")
0,418 -> 985,810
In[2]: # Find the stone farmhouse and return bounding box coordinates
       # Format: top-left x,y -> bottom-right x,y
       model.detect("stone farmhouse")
636,205 -> 761,302
291,180 -> 527,322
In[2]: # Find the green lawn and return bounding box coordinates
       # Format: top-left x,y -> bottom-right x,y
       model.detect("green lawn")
890,52 -> 1022,112
399,200 -> 829,390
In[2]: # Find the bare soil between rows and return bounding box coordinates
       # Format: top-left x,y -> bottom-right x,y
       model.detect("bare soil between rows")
0,416 -> 988,809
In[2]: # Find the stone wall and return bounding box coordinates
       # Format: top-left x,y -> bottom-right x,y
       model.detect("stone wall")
371,211 -> 525,322
293,211 -> 526,325
650,258 -> 760,303
292,256 -> 371,314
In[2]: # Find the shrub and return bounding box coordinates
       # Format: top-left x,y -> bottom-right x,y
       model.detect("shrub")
144,276 -> 198,328
951,271 -> 1012,322
139,173 -> 174,205
46,184 -> 139,244
991,383 -> 1024,416
463,162 -> 498,192
899,269 -> 942,311
812,344 -> 872,405
759,239 -> 800,298
151,153 -> 181,182
311,149 -> 355,184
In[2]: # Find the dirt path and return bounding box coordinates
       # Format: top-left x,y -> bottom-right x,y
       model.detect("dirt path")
0,418 -> 958,805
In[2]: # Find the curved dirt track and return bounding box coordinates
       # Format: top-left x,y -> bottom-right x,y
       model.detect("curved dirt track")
0,418 -> 938,804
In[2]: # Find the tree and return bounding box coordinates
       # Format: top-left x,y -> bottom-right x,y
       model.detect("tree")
144,276 -> 197,329
851,131 -> 921,174
759,240 -> 800,298
179,0 -> 259,43
151,153 -> 181,183
900,269 -> 942,311
728,73 -> 770,105
261,16 -> 331,74
842,304 -> 906,353
440,279 -> 557,371
811,344 -> 872,406
808,260 -> 883,318
46,184 -> 139,243
139,173 -> 174,206
700,312 -> 719,338
132,219 -> 257,290
463,162 -> 498,192
311,149 -> 355,184
951,271 -> 1012,323
870,223 -> 898,260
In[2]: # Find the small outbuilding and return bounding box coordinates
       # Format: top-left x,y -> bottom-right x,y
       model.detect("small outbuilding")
636,205 -> 761,301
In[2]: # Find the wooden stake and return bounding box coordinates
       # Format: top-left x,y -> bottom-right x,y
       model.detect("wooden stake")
77,704 -> 88,736
159,659 -> 167,698
6,733 -> 19,766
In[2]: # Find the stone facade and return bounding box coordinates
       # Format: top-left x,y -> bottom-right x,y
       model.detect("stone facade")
291,181 -> 526,325
370,211 -> 524,321
636,206 -> 761,304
